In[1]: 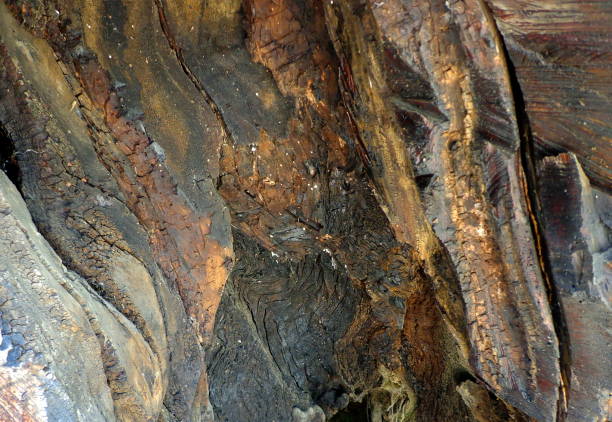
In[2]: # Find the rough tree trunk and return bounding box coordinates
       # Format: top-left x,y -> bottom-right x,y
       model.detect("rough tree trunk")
0,0 -> 610,421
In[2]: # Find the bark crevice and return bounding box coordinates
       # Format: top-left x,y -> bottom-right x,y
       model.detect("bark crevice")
493,23 -> 573,421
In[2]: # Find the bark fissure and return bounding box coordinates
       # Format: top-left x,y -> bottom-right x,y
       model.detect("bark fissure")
153,0 -> 234,148
0,123 -> 20,188
490,21 -> 573,420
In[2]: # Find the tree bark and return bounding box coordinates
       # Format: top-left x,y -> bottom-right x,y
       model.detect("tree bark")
0,0 -> 610,421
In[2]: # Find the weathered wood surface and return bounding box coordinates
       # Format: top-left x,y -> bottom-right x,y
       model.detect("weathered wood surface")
0,0 -> 610,421
536,153 -> 611,421
485,0 -> 612,189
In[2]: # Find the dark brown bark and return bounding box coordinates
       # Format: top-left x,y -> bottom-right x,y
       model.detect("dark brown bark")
0,0 -> 609,421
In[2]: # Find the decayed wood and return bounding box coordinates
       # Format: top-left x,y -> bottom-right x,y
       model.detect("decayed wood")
0,0 -> 610,421
324,1 -> 563,419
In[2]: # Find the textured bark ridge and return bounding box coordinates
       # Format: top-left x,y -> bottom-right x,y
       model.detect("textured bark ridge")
0,0 -> 610,421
